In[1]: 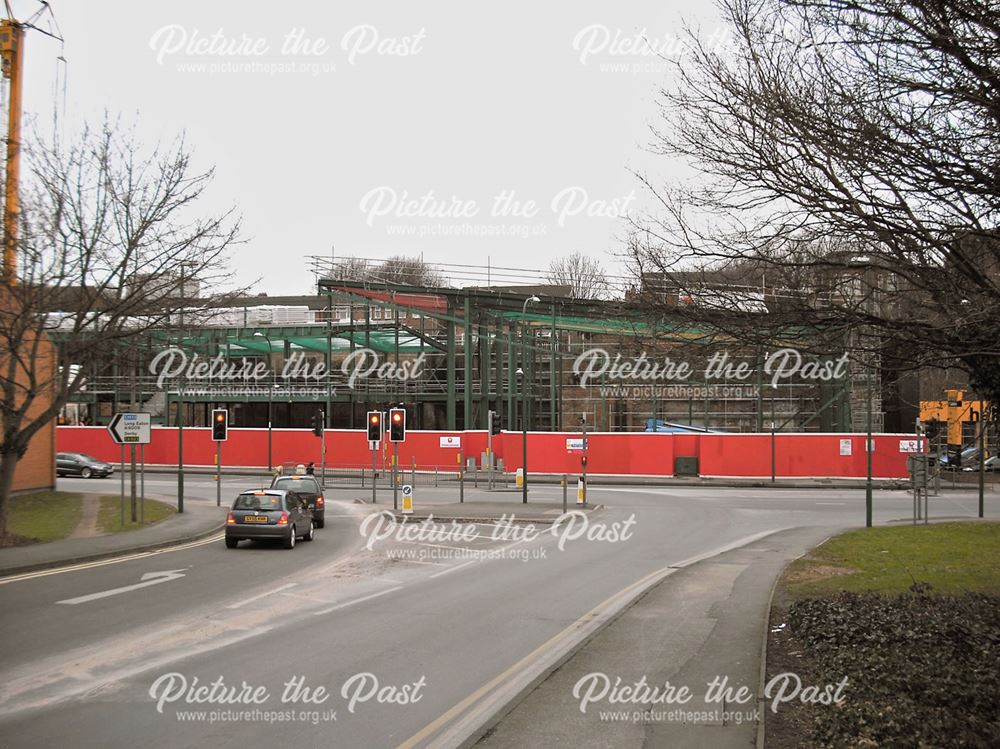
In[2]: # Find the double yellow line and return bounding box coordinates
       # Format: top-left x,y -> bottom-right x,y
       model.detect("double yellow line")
396,561 -> 678,748
398,527 -> 783,748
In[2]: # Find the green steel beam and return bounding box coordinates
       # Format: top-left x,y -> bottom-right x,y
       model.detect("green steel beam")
446,309 -> 456,430
550,303 -> 557,430
463,294 -> 472,429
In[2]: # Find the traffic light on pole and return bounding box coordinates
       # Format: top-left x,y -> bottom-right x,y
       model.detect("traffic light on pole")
212,409 -> 228,441
490,410 -> 502,435
389,408 -> 406,442
367,411 -> 382,442
312,410 -> 324,437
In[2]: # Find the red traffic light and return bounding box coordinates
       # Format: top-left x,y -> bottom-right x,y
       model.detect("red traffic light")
215,412 -> 225,422
388,408 -> 406,442
366,410 -> 383,441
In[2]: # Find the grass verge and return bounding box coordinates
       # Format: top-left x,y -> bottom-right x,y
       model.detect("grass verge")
5,491 -> 83,545
96,496 -> 175,533
782,521 -> 1000,597
767,521 -> 1000,749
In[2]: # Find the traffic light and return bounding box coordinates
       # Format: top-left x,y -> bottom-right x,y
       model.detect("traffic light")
312,410 -> 325,437
212,409 -> 228,441
367,411 -> 382,442
389,408 -> 406,442
490,410 -> 502,435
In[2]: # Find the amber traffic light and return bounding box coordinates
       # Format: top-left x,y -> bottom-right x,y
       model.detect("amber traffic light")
367,411 -> 382,442
212,409 -> 228,441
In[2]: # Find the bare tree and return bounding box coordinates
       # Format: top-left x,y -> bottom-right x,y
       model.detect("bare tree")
546,252 -> 608,299
327,255 -> 371,281
629,0 -> 1000,408
373,255 -> 446,287
0,120 -> 243,539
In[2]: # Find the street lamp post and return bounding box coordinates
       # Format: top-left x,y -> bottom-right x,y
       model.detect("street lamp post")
519,295 -> 540,504
517,367 -> 527,503
254,331 -> 274,472
176,336 -> 185,514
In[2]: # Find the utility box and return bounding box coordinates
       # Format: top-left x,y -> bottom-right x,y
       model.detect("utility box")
674,456 -> 699,477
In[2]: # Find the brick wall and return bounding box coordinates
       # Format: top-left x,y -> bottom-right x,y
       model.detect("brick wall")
1,294 -> 57,494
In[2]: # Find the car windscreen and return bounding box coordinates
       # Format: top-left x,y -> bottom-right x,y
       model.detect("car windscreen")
273,478 -> 320,494
233,495 -> 284,511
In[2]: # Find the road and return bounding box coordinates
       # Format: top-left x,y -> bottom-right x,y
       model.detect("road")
0,476 -> 993,748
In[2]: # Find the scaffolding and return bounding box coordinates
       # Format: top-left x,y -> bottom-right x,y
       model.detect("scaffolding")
58,270 -> 862,433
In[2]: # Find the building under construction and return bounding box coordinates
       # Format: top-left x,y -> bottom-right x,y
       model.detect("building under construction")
57,258 -> 902,435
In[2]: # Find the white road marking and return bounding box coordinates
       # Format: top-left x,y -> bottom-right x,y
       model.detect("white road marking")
313,585 -> 403,616
429,560 -> 477,579
815,502 -> 846,505
399,559 -> 449,566
226,583 -> 298,609
0,533 -> 223,585
56,569 -> 188,605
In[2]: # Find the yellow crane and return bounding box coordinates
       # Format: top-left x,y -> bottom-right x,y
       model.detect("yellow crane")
0,15 -> 23,284
0,2 -> 63,285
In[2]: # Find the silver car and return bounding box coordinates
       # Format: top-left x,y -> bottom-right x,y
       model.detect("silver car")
225,490 -> 315,549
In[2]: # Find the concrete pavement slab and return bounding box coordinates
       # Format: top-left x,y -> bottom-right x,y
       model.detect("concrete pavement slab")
475,525 -> 836,748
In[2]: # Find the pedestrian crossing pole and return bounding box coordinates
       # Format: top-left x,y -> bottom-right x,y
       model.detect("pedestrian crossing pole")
393,443 -> 399,511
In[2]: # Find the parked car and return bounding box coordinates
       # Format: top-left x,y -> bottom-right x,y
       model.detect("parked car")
225,490 -> 315,549
963,455 -> 1000,472
941,445 -> 988,470
269,474 -> 325,528
56,452 -> 114,479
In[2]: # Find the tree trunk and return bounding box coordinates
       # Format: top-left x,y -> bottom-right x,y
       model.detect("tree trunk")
0,449 -> 20,540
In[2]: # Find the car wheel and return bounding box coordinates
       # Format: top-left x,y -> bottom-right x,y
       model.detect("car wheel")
225,537 -> 238,549
303,521 -> 315,541
284,525 -> 296,549
80,467 -> 92,479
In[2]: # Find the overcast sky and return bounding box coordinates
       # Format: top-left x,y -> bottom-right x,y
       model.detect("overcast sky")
15,0 -> 724,296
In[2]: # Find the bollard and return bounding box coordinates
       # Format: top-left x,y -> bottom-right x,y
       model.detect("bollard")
435,467 -> 438,487
460,466 -> 465,503
361,468 -> 365,488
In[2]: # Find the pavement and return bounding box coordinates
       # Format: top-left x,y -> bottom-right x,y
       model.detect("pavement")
474,525 -> 836,749
0,499 -> 227,577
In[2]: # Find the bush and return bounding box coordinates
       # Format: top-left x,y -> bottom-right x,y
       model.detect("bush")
786,589 -> 1000,748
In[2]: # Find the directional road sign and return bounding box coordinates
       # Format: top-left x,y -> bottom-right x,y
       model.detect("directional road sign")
107,412 -> 152,444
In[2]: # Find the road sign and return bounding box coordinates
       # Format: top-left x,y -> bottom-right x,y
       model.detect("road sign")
440,435 -> 461,448
107,412 -> 151,444
401,484 -> 413,515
